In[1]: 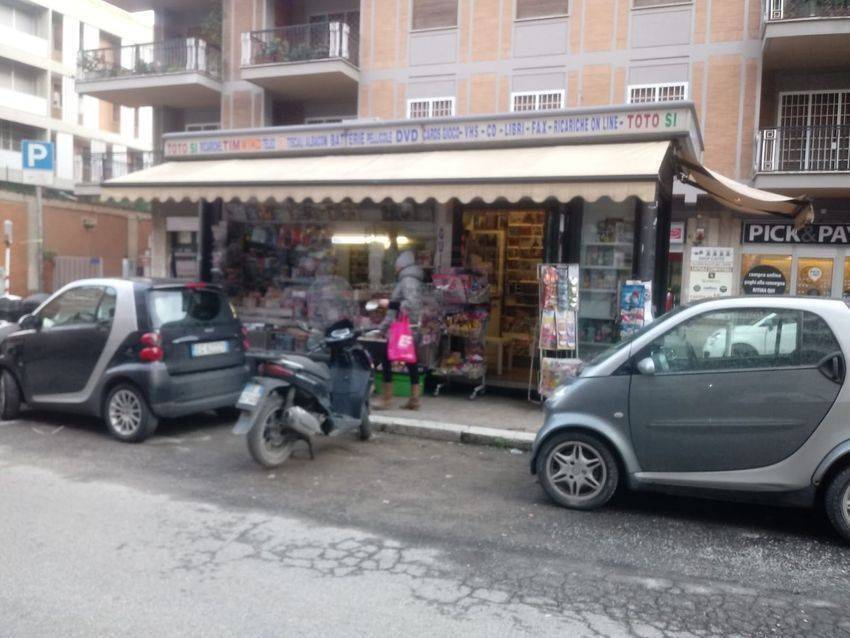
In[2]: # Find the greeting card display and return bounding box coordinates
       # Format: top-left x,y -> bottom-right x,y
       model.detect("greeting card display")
535,264 -> 580,398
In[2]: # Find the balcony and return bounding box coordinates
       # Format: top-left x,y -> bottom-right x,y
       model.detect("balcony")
241,21 -> 359,101
75,151 -> 160,195
754,126 -> 850,193
76,38 -> 222,108
763,1 -> 850,69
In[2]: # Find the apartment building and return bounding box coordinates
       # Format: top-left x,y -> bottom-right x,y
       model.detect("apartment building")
86,1 -> 850,304
0,0 -> 153,190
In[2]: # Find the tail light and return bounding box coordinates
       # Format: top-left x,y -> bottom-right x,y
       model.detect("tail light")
261,363 -> 293,379
241,326 -> 251,351
139,332 -> 163,363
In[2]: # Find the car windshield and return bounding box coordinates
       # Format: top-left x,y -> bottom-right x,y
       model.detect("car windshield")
148,288 -> 233,329
583,306 -> 689,370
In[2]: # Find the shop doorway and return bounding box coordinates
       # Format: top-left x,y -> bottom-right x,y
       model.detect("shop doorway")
462,208 -> 547,387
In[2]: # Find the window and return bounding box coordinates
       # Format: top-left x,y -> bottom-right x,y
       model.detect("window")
13,64 -> 38,95
777,91 -> 850,172
516,0 -> 569,20
412,0 -> 458,30
511,90 -> 564,112
0,120 -> 40,151
95,288 -> 117,324
633,0 -> 691,7
52,12 -> 62,56
39,287 -> 105,329
639,308 -> 802,374
13,3 -> 37,36
407,97 -> 455,119
148,289 -> 233,329
627,82 -> 688,104
801,312 -> 841,366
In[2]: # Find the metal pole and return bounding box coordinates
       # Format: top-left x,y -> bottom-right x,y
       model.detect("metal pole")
35,185 -> 43,293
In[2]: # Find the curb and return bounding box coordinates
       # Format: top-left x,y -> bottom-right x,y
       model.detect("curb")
371,415 -> 536,451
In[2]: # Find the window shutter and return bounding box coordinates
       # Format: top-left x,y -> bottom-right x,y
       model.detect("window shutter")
516,0 -> 569,20
412,0 -> 458,29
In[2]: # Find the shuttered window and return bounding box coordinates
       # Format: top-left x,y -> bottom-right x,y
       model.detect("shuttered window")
407,97 -> 455,119
516,0 -> 569,19
627,82 -> 688,104
412,0 -> 458,29
511,90 -> 565,112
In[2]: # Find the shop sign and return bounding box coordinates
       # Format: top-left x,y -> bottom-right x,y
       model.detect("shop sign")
163,105 -> 694,159
688,247 -> 734,302
743,222 -> 850,245
742,264 -> 787,295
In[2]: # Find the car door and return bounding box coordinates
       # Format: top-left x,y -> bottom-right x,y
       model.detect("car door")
628,307 -> 843,473
21,285 -> 114,398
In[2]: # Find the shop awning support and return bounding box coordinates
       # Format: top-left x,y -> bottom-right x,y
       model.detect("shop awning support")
676,157 -> 814,228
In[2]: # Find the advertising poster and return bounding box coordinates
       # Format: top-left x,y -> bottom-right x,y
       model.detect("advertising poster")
689,247 -> 734,302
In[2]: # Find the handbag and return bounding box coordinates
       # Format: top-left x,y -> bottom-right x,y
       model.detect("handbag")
387,314 -> 417,364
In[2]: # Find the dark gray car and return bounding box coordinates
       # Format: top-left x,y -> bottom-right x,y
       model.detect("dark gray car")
0,279 -> 250,442
532,296 -> 850,542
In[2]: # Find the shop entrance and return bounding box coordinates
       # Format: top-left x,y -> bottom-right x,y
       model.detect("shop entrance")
742,246 -> 850,298
463,208 -> 547,387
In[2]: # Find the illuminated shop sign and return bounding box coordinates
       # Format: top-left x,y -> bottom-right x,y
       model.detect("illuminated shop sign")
743,223 -> 850,245
163,106 -> 695,159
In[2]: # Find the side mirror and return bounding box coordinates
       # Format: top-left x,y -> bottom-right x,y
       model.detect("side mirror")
636,357 -> 656,376
19,314 -> 42,331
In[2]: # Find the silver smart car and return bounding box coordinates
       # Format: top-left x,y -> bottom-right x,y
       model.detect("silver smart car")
532,296 -> 850,542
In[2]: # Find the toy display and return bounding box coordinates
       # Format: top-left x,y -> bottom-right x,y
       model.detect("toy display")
619,280 -> 653,339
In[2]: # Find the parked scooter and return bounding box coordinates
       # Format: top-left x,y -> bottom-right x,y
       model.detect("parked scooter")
233,319 -> 374,467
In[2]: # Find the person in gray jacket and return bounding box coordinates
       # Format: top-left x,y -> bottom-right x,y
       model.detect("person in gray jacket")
375,250 -> 424,410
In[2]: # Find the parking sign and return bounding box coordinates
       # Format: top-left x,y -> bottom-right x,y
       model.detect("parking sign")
22,140 -> 54,185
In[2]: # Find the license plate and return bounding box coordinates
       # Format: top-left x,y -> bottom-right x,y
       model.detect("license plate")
191,340 -> 229,357
238,383 -> 263,407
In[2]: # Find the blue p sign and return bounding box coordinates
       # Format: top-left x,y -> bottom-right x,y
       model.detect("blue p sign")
22,141 -> 54,171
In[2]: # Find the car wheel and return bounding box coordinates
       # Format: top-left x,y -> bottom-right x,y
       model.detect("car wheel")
536,431 -> 619,510
104,384 -> 158,443
246,394 -> 299,468
824,466 -> 850,543
0,370 -> 21,420
358,389 -> 372,441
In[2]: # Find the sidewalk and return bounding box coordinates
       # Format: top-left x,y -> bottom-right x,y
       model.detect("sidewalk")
371,387 -> 544,450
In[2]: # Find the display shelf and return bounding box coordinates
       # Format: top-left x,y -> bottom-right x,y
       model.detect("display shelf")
584,242 -> 634,248
580,288 -> 617,293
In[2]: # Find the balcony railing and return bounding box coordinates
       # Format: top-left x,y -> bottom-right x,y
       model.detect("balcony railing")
765,0 -> 850,21
75,151 -> 160,185
78,37 -> 222,82
756,126 -> 850,172
244,20 -> 359,68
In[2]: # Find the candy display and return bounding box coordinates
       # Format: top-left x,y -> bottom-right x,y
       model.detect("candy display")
535,263 -> 580,398
539,358 -> 583,397
619,280 -> 653,339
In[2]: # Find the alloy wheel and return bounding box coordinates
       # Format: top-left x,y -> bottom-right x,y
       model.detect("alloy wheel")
109,389 -> 143,435
262,408 -> 296,451
545,441 -> 607,502
843,484 -> 850,527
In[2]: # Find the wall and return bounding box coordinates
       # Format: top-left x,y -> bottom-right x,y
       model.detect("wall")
0,192 -> 151,297
356,0 -> 763,182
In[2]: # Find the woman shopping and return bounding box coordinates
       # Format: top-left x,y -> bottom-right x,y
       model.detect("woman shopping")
375,250 -> 424,411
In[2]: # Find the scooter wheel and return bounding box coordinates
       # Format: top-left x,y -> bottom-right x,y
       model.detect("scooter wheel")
247,394 -> 298,467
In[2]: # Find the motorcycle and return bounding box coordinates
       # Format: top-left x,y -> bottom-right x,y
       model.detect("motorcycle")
233,319 -> 374,467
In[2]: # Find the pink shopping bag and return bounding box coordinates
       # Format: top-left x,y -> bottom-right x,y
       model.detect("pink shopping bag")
387,314 -> 417,364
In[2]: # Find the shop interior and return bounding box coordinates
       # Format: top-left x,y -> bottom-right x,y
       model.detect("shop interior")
742,247 -> 850,298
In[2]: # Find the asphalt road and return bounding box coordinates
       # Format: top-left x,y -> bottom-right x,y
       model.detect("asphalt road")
1,412 -> 849,637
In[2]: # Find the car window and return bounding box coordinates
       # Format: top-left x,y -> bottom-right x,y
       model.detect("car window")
147,288 -> 233,329
801,311 -> 842,365
638,308 -> 801,373
96,287 -> 117,324
40,286 -> 104,329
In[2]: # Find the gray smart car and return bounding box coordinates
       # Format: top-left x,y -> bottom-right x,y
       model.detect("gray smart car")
532,296 -> 850,542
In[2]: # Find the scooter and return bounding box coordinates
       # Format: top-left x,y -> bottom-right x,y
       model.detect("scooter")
233,320 -> 374,468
